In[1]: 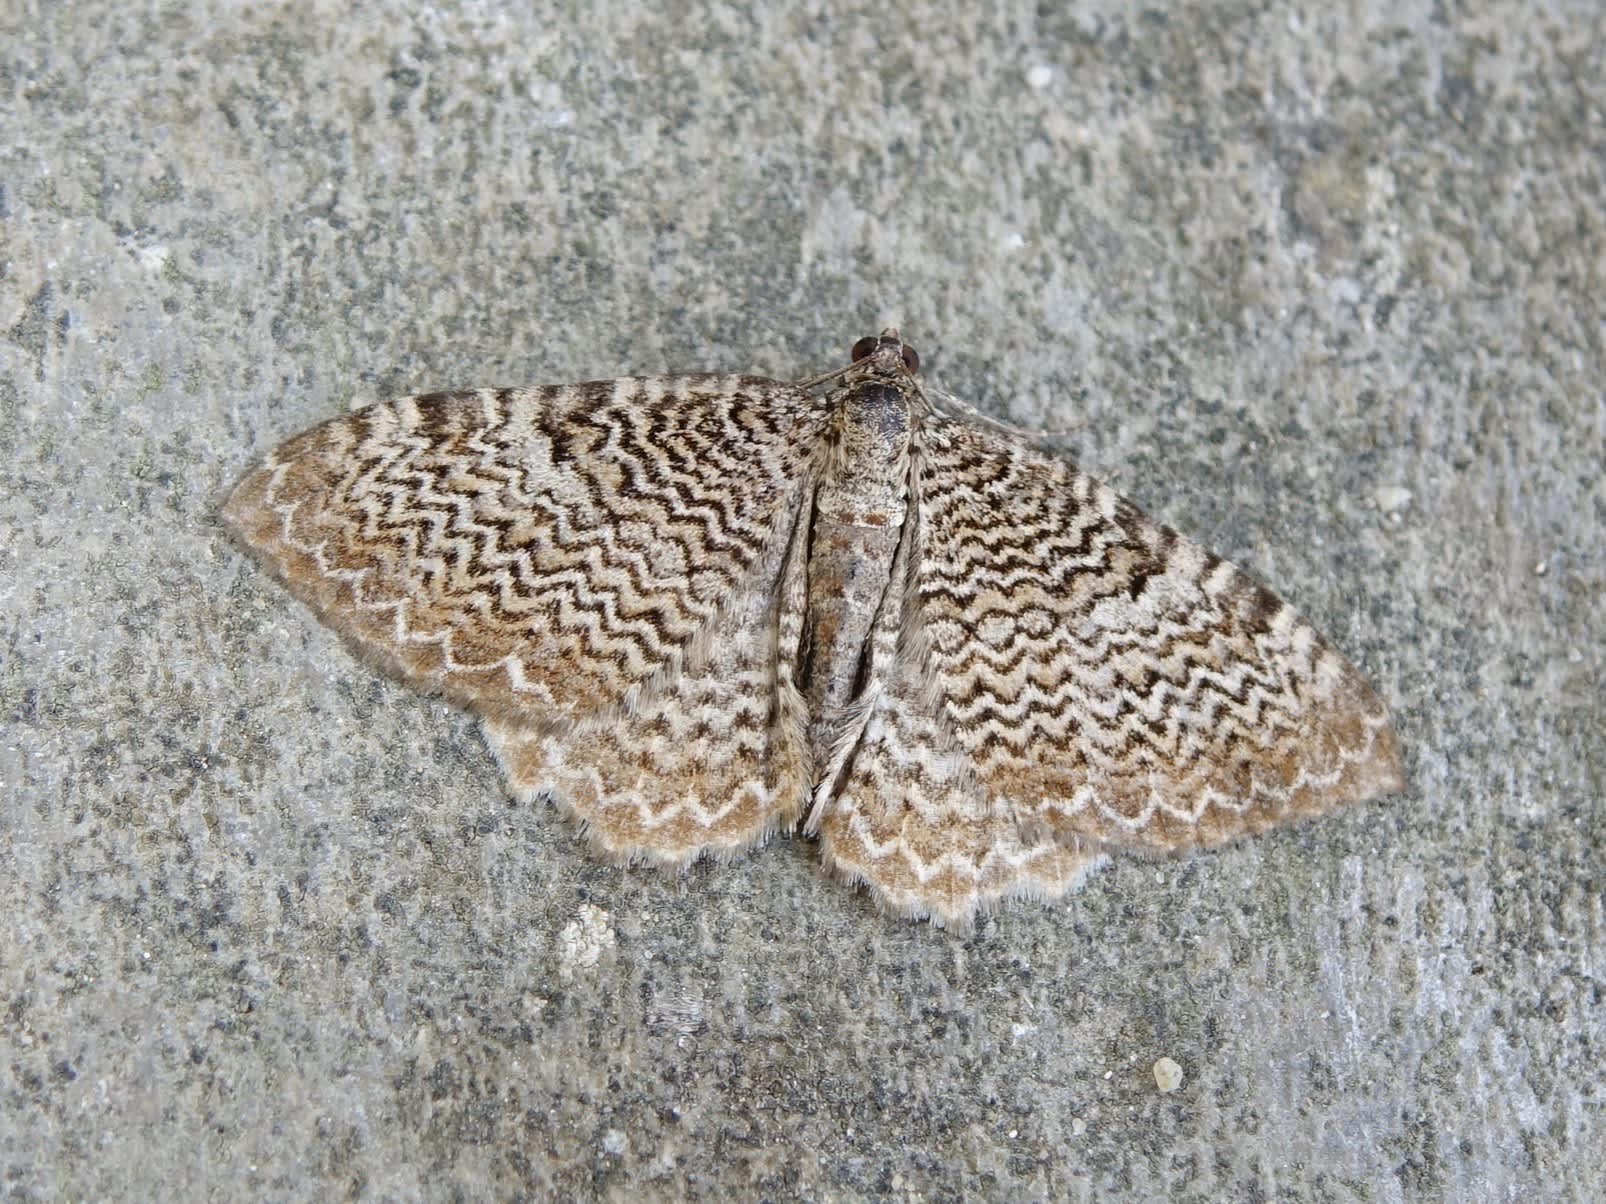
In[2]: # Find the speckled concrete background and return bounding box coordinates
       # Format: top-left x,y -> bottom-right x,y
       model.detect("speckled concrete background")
2,2 -> 1600,1200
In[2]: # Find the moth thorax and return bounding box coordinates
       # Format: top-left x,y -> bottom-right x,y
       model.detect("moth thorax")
839,381 -> 912,470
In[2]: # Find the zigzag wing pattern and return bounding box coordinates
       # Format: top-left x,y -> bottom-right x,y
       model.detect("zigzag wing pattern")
223,376 -> 830,728
909,414 -> 1404,852
480,505 -> 813,865
807,495 -> 1103,927
817,685 -> 1107,927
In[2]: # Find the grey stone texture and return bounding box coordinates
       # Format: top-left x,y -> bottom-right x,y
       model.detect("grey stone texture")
2,1 -> 1600,1200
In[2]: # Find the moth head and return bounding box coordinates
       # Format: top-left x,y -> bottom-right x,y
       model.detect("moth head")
850,331 -> 920,377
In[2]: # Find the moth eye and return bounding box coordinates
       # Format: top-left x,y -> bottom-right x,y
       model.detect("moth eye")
900,345 -> 920,374
850,336 -> 880,362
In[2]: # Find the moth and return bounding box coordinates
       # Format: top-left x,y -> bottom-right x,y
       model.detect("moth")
224,331 -> 1403,926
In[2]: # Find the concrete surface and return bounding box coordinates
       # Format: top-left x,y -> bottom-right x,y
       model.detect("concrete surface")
2,1 -> 1600,1200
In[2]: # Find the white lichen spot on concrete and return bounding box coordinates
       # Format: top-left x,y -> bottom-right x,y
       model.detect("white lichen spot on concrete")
557,903 -> 616,983
1153,1056 -> 1184,1093
1373,485 -> 1412,513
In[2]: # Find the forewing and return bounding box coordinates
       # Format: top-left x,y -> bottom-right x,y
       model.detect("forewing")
223,375 -> 828,726
910,414 -> 1404,851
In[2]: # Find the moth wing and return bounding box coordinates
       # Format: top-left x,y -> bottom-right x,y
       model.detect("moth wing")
811,507 -> 1102,928
815,680 -> 1106,927
908,413 -> 1403,852
481,518 -> 813,864
224,376 -> 829,727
